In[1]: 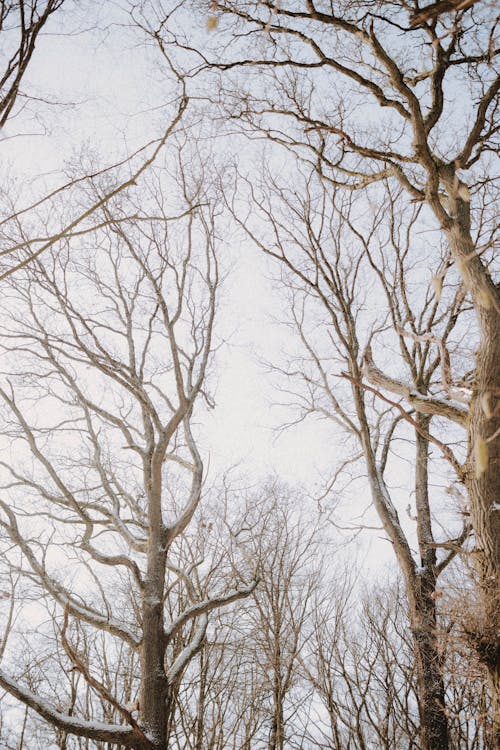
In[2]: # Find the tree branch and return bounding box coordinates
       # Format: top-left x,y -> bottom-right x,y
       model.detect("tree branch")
0,669 -> 143,747
362,345 -> 468,427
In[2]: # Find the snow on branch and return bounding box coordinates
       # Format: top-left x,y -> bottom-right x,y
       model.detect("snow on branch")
0,669 -> 143,747
362,345 -> 468,427
164,580 -> 259,643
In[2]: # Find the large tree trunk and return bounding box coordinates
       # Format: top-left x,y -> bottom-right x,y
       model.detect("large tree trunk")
468,303 -> 500,748
438,172 -> 500,744
140,541 -> 168,749
139,447 -> 168,750
407,569 -> 449,750
270,645 -> 285,750
269,699 -> 284,750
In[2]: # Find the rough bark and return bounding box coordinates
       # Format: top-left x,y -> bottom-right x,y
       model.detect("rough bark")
437,171 -> 500,745
140,534 -> 168,747
270,650 -> 285,750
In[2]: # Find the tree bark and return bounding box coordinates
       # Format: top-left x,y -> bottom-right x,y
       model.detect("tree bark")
408,420 -> 449,750
140,544 -> 168,749
270,655 -> 284,750
139,435 -> 169,749
437,171 -> 500,744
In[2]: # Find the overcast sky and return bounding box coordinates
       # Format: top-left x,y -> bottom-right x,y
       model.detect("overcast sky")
0,2 -> 427,571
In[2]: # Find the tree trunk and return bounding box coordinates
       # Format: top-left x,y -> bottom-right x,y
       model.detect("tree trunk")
408,580 -> 449,750
407,422 -> 449,750
468,307 -> 500,748
356,393 -> 449,749
139,513 -> 168,748
438,172 -> 500,744
194,648 -> 208,750
270,652 -> 284,750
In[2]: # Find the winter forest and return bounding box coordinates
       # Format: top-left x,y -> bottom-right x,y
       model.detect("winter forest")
0,1 -> 498,749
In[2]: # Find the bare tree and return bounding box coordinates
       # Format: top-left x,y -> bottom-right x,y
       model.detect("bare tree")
231,481 -> 324,750
224,169 -> 478,748
0,156 -> 256,749
302,580 -> 420,749
0,0 -> 66,128
303,575 -> 493,749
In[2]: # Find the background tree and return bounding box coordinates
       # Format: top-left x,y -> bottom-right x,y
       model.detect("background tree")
302,577 -> 492,749
162,480 -> 326,750
0,0 -> 65,128
302,580 -> 420,748
227,482 -> 324,750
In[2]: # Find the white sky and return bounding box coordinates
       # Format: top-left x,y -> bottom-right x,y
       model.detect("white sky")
0,1 -> 438,572
1,4 -> 342,481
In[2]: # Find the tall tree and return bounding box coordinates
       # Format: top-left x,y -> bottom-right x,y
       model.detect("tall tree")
0,157 -> 256,749
229,174 -> 471,748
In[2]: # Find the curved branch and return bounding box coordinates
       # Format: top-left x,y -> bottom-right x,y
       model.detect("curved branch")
0,95 -> 188,279
0,500 -> 140,648
164,580 -> 258,642
0,670 -> 143,747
